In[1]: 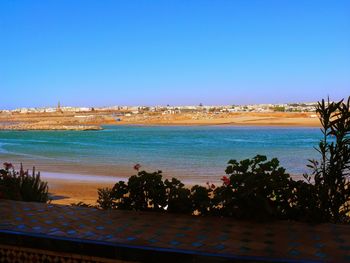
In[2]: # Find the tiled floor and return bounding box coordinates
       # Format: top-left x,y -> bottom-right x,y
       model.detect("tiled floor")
0,200 -> 349,262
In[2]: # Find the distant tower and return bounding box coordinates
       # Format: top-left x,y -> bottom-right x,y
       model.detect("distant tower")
57,101 -> 61,112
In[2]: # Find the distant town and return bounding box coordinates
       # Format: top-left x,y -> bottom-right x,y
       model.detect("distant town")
1,102 -> 318,115
0,102 -> 321,130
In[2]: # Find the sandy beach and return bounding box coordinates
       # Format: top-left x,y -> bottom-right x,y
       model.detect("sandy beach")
117,112 -> 321,127
0,111 -> 320,129
41,172 -> 117,205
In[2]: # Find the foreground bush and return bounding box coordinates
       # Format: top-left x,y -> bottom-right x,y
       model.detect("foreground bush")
98,155 -> 302,220
97,155 -> 295,220
0,163 -> 49,203
98,170 -> 193,213
212,155 -> 295,220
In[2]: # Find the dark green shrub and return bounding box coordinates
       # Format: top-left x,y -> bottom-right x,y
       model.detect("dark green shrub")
0,163 -> 49,203
164,178 -> 192,214
215,155 -> 294,220
190,185 -> 212,215
100,170 -> 168,211
98,171 -> 209,215
127,170 -> 167,211
288,180 -> 322,222
97,187 -> 116,209
110,181 -> 132,210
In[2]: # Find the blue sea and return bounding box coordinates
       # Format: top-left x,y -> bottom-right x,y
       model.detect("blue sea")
0,125 -> 321,180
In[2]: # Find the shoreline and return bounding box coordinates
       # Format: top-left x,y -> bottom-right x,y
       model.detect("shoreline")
0,122 -> 320,131
110,122 -> 320,128
0,125 -> 102,131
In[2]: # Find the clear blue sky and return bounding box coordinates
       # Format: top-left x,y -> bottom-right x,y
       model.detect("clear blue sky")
0,0 -> 349,109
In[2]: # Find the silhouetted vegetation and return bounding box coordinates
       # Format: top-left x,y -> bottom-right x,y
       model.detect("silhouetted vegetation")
0,163 -> 49,202
301,97 -> 350,223
213,155 -> 294,220
97,97 -> 350,223
97,155 -> 295,220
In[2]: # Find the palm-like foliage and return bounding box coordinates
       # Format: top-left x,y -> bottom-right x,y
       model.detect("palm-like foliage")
304,97 -> 350,222
0,163 -> 49,203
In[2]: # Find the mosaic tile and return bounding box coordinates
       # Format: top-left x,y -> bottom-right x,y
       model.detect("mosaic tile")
126,236 -> 136,241
170,240 -> 180,246
178,226 -> 191,231
219,234 -> 229,241
196,234 -> 207,240
288,242 -> 301,247
314,243 -> 325,249
288,249 -> 300,256
191,242 -> 203,248
344,255 -> 350,261
339,245 -> 350,251
315,250 -> 327,258
67,230 -> 77,235
264,247 -> 275,255
1,199 -> 350,262
239,246 -> 251,253
148,238 -> 158,244
335,237 -> 346,243
213,244 -> 226,250
312,234 -> 321,240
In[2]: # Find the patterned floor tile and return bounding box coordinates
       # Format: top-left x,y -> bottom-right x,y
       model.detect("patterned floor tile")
0,200 -> 350,262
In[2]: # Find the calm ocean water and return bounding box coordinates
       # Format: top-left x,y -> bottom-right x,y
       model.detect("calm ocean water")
0,125 -> 321,178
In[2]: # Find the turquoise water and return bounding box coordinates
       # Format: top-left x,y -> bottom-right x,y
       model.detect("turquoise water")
0,125 -> 321,178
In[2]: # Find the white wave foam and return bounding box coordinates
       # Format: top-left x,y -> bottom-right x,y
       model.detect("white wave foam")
41,172 -> 123,183
0,142 -> 9,154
